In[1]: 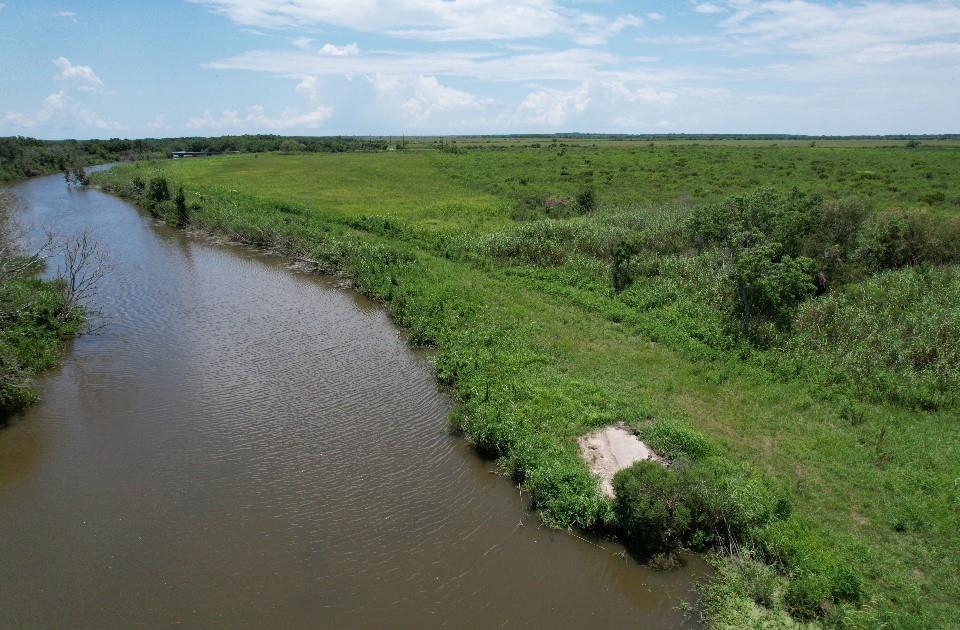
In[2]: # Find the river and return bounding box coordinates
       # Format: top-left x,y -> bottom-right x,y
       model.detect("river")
0,170 -> 705,628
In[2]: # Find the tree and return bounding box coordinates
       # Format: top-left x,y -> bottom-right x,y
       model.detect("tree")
72,167 -> 89,186
54,231 -> 110,323
175,186 -> 190,227
728,231 -> 816,337
279,139 -> 305,153
688,189 -> 838,337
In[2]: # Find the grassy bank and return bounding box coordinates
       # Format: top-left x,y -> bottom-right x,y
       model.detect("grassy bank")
94,143 -> 959,628
0,191 -> 85,421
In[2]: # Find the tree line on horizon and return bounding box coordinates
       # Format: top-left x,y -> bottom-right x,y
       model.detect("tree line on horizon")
0,135 -> 390,182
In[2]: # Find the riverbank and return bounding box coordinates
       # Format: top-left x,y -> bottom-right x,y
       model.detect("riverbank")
93,148 -> 960,628
0,191 -> 85,422
1,171 -> 705,627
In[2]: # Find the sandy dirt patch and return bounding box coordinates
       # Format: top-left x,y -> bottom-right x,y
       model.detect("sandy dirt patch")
578,424 -> 665,499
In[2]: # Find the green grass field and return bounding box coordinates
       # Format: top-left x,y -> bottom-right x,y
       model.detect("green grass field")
97,142 -> 960,628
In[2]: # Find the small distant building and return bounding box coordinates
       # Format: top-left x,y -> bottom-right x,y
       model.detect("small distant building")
171,150 -> 212,159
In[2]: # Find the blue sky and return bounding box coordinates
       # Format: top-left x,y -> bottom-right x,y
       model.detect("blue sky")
1,0 -> 958,138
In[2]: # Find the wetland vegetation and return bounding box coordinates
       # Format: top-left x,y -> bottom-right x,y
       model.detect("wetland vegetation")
91,137 -> 960,627
0,190 -> 85,420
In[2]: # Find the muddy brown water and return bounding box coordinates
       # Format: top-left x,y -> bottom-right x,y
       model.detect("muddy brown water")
0,171 -> 706,628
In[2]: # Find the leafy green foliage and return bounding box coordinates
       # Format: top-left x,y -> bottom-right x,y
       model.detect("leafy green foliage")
614,461 -> 692,553
147,176 -> 170,203
855,207 -> 960,270
789,265 -> 960,408
729,235 -> 817,338
761,519 -> 864,619
614,455 -> 791,554
0,278 -> 82,418
575,188 -> 597,214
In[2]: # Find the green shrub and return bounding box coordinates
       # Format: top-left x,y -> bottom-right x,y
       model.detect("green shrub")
524,444 -> 608,529
784,571 -> 832,619
795,198 -> 869,289
481,218 -> 627,267
687,190 -> 825,337
614,453 -> 790,555
740,559 -> 779,608
683,456 -> 792,548
789,265 -> 960,408
730,235 -> 817,337
576,188 -> 597,214
0,278 -> 84,421
611,238 -> 636,292
698,555 -> 796,629
855,208 -> 960,270
760,518 -> 864,618
614,461 -> 692,553
147,176 -> 170,203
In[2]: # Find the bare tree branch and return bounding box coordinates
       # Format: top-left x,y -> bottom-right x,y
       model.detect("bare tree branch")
0,191 -> 57,282
55,231 -> 111,321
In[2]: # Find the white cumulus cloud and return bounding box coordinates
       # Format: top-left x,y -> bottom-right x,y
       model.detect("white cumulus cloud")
186,104 -> 333,130
53,56 -> 104,89
516,83 -> 591,126
2,91 -> 115,130
372,75 -> 486,126
318,42 -> 359,56
247,103 -> 333,128
692,3 -> 725,14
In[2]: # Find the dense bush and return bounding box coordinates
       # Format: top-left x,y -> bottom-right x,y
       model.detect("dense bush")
147,176 -> 170,203
613,450 -> 791,555
0,277 -> 84,420
614,444 -> 857,623
760,519 -> 863,618
481,218 -> 627,266
788,265 -> 960,408
854,207 -> 960,270
576,188 -> 597,214
688,190 -> 841,336
729,235 -> 817,337
614,461 -> 692,552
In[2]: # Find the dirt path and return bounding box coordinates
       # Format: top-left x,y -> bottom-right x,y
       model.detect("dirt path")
578,424 -> 664,498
